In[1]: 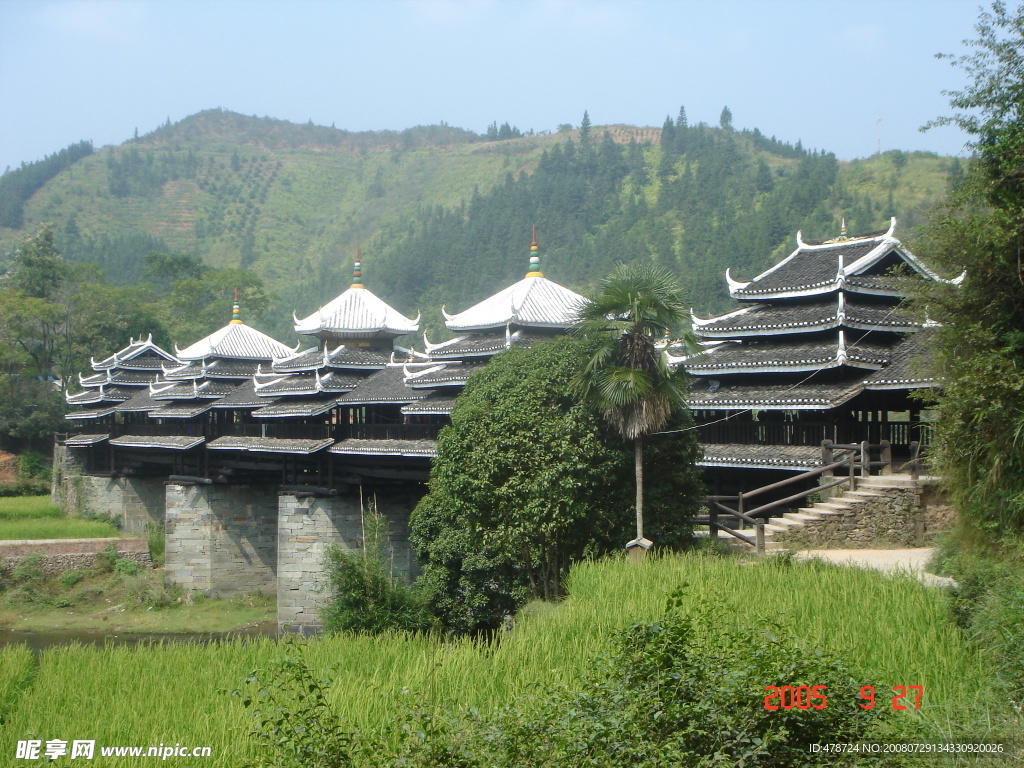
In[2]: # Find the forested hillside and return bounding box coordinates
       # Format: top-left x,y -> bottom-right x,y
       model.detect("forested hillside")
0,108 -> 956,342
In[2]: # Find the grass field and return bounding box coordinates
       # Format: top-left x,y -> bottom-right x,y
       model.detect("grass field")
0,496 -> 119,540
0,552 -> 1016,767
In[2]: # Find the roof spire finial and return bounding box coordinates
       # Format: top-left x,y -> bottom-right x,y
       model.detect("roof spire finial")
230,287 -> 243,324
526,225 -> 543,278
351,246 -> 364,289
840,217 -> 848,238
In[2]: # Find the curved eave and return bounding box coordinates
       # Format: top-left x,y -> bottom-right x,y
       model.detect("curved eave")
863,378 -> 937,390
697,317 -> 918,339
731,280 -> 905,301
687,358 -> 885,376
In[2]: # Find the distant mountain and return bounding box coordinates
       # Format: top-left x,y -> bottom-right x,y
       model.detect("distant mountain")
0,109 -> 957,342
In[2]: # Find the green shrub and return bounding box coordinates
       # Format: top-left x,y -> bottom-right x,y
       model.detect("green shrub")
113,557 -> 142,576
17,451 -> 51,482
969,578 -> 1024,698
233,643 -> 357,768
146,522 -> 165,567
320,505 -> 433,636
122,572 -> 180,608
0,480 -> 52,497
57,569 -> 85,590
12,554 -> 46,586
92,543 -> 118,574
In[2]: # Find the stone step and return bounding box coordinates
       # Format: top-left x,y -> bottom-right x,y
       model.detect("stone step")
811,502 -> 853,514
783,511 -> 823,523
843,490 -> 887,501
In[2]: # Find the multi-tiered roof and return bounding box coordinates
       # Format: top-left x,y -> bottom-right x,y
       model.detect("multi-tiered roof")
63,335 -> 178,447
681,218 -> 958,470
406,229 -> 586,412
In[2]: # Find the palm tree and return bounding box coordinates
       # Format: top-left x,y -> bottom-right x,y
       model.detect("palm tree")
572,263 -> 691,554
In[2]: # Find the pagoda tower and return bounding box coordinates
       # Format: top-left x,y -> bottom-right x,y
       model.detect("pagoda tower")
680,218 -> 961,474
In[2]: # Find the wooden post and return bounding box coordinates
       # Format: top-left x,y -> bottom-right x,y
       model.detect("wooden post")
708,503 -> 719,538
880,440 -> 892,475
738,492 -> 745,530
849,449 -> 857,492
860,440 -> 870,477
821,439 -> 834,476
755,519 -> 765,556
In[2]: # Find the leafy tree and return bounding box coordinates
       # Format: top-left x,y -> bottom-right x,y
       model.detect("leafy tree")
719,105 -> 734,130
411,335 -> 701,633
916,1 -> 1024,531
572,263 -> 692,550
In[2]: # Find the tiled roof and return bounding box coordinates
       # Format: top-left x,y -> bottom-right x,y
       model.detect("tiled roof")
162,359 -> 262,380
728,221 -> 958,300
113,388 -> 164,413
149,380 -> 238,401
91,336 -> 177,371
209,380 -> 271,409
698,443 -> 822,471
175,322 -> 294,361
693,296 -> 916,339
252,370 -> 363,396
63,433 -> 110,446
207,436 -> 333,454
78,370 -> 160,387
148,402 -> 214,419
64,407 -> 117,421
401,393 -> 457,416
294,285 -> 419,339
65,385 -> 138,405
109,435 -> 204,450
688,378 -> 866,410
271,345 -> 391,372
686,335 -> 893,375
404,362 -> 487,389
251,396 -> 342,418
335,367 -> 425,405
329,439 -> 437,457
422,329 -> 547,360
443,276 -> 586,331
863,330 -> 937,390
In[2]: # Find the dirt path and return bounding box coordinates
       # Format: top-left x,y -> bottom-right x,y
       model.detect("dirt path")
793,548 -> 958,587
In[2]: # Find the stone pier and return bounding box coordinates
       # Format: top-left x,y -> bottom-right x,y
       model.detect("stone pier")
164,482 -> 278,596
56,474 -> 165,536
277,489 -> 418,632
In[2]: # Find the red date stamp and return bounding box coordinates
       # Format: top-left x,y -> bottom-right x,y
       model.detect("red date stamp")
763,685 -> 923,711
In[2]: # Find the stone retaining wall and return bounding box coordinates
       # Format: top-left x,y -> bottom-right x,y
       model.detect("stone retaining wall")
0,538 -> 151,574
772,487 -> 927,548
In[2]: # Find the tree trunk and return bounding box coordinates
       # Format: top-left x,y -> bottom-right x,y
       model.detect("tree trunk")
635,434 -> 644,541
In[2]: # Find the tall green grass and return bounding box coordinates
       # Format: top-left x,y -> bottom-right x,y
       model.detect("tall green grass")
0,496 -> 62,520
0,518 -> 121,540
0,645 -> 35,725
0,553 -> 1008,767
0,495 -> 120,539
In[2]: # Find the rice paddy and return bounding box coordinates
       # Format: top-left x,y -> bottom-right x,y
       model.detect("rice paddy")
0,552 -> 1014,767
0,496 -> 120,540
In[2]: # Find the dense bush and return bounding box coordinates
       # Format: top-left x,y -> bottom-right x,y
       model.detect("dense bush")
932,532 -> 1024,697
320,505 -> 433,635
0,480 -> 51,497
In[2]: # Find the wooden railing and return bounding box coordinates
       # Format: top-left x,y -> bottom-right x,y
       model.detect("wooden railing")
692,439 -> 922,554
697,421 -> 932,448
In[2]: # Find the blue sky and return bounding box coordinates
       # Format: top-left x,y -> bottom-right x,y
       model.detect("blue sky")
0,0 -> 983,173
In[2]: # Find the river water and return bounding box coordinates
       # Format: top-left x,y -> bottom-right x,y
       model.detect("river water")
0,622 -> 280,652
